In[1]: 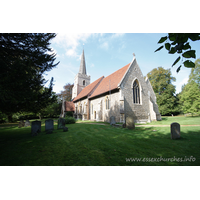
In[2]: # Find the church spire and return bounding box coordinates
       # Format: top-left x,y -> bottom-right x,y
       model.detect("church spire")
79,49 -> 87,75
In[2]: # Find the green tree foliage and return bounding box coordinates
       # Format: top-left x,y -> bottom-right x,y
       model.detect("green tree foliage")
155,33 -> 200,72
180,59 -> 200,115
147,67 -> 179,115
180,81 -> 200,115
0,33 -> 59,120
57,83 -> 74,101
188,58 -> 200,87
37,93 -> 61,119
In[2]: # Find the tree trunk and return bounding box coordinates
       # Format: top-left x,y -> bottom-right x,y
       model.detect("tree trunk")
8,114 -> 13,122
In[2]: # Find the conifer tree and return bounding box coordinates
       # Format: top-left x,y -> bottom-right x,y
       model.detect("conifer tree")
0,33 -> 59,121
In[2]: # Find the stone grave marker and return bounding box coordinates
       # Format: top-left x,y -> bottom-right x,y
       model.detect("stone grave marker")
110,116 -> 116,126
57,118 -> 65,129
45,119 -> 54,132
31,121 -> 41,136
24,119 -> 31,127
171,122 -> 181,139
18,120 -> 25,128
126,116 -> 135,129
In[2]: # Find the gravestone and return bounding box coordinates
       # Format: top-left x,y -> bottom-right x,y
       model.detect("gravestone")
63,127 -> 68,132
110,116 -> 116,125
31,121 -> 41,136
171,122 -> 181,139
24,119 -> 31,127
45,119 -> 54,132
57,118 -> 65,129
18,120 -> 25,128
126,116 -> 135,129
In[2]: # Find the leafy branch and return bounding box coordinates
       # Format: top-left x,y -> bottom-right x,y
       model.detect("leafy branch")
155,33 -> 200,72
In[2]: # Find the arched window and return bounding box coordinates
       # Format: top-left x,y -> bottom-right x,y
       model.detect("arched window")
83,80 -> 85,86
133,80 -> 140,104
106,96 -> 110,109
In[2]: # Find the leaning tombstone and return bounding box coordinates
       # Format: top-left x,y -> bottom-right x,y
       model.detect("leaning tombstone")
45,119 -> 54,132
126,116 -> 135,129
31,121 -> 41,136
24,119 -> 31,127
171,122 -> 181,139
110,116 -> 116,126
57,118 -> 65,129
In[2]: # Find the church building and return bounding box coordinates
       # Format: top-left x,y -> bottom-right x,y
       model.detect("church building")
63,50 -> 161,124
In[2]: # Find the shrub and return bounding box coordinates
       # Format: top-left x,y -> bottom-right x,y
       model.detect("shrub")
0,112 -> 7,123
65,116 -> 76,124
65,111 -> 73,117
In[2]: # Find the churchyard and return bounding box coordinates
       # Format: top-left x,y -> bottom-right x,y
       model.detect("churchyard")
0,116 -> 199,166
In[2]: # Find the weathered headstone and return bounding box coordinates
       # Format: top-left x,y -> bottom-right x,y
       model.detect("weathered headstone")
63,127 -> 68,132
31,121 -> 41,136
24,119 -> 31,127
45,119 -> 54,131
18,120 -> 25,128
171,122 -> 181,139
57,118 -> 65,129
126,116 -> 135,129
110,116 -> 116,125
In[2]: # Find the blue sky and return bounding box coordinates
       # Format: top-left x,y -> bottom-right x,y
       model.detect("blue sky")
44,33 -> 200,95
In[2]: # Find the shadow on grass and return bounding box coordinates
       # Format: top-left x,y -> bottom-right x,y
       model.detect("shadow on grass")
0,124 -> 199,166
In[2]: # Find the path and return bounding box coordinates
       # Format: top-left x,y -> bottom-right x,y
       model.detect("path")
76,122 -> 200,127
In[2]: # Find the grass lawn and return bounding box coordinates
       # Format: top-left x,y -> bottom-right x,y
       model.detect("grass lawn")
0,120 -> 199,166
145,116 -> 200,125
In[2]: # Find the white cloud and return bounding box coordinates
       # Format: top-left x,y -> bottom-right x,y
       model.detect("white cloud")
98,33 -> 125,51
66,49 -> 76,57
111,33 -> 125,39
100,42 -> 109,50
175,77 -> 189,94
180,77 -> 189,86
52,33 -> 93,58
90,63 -> 95,68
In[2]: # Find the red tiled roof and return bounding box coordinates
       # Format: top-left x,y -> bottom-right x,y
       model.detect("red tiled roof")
65,101 -> 75,112
73,76 -> 104,102
89,63 -> 130,99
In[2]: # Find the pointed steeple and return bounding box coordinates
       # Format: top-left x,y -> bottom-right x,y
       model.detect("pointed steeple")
79,49 -> 87,75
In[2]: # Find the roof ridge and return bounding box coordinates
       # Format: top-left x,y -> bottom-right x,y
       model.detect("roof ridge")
104,63 -> 130,79
89,63 -> 130,99
73,76 -> 104,102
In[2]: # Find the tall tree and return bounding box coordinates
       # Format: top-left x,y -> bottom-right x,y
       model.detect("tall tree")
180,58 -> 200,115
155,33 -> 200,72
180,81 -> 200,115
188,58 -> 200,87
147,67 -> 179,115
57,83 -> 74,101
0,33 -> 59,120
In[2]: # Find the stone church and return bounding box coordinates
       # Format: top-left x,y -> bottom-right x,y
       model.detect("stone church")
62,50 -> 161,124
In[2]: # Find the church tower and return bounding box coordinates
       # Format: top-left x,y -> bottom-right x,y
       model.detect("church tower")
72,49 -> 91,99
